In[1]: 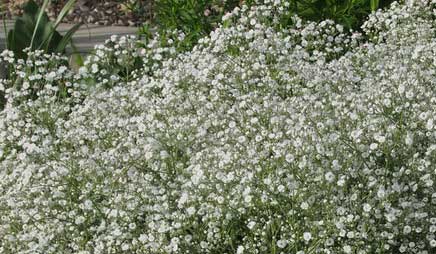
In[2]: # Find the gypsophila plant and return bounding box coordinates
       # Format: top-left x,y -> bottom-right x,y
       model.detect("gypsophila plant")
0,49 -> 89,110
80,33 -> 179,88
144,0 -> 394,55
0,0 -> 435,253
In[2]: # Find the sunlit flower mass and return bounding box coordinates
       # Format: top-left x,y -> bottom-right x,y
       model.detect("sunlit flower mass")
0,0 -> 435,253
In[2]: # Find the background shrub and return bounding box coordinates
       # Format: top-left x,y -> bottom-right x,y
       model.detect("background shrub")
141,0 -> 397,53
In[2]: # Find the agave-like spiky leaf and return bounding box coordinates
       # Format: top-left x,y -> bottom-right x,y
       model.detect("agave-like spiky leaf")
30,0 -> 50,50
53,0 -> 77,29
55,23 -> 81,53
7,0 -> 80,59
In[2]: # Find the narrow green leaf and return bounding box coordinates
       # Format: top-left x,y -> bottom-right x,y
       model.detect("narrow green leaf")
46,29 -> 63,53
7,30 -> 14,52
30,0 -> 50,50
370,0 -> 379,11
53,0 -> 76,28
55,23 -> 81,53
40,0 -> 76,52
2,16 -> 8,49
37,20 -> 56,51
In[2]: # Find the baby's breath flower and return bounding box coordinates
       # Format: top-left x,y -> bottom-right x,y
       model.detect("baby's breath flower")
0,1 -> 435,253
303,232 -> 312,241
277,239 -> 287,248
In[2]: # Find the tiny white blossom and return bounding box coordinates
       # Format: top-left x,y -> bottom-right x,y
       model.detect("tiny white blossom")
277,239 -> 287,248
237,245 -> 244,254
303,232 -> 312,241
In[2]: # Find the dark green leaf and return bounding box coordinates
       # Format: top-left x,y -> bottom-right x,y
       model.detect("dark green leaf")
55,23 -> 81,53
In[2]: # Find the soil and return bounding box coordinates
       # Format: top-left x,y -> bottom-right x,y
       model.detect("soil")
2,0 -> 153,26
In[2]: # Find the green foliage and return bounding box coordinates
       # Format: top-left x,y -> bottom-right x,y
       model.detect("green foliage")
6,0 -> 80,59
118,0 -> 152,24
154,0 -> 239,32
139,0 -> 394,54
140,0 -> 240,51
279,0 -> 396,30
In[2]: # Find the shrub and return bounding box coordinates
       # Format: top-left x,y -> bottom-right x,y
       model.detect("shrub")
0,0 -> 435,253
143,0 -> 396,53
147,0 -> 241,50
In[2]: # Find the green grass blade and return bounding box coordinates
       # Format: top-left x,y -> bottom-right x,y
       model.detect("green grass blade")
2,15 -> 8,50
7,30 -> 14,52
41,0 -> 77,52
30,0 -> 50,50
41,24 -> 57,51
53,0 -> 76,29
55,23 -> 81,53
370,0 -> 379,11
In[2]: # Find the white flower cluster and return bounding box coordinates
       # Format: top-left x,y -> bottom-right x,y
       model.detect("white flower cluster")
0,0 -> 435,253
80,32 -> 180,88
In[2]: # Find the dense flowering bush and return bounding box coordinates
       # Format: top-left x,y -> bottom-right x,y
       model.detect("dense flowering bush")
81,33 -> 181,87
0,0 -> 435,253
